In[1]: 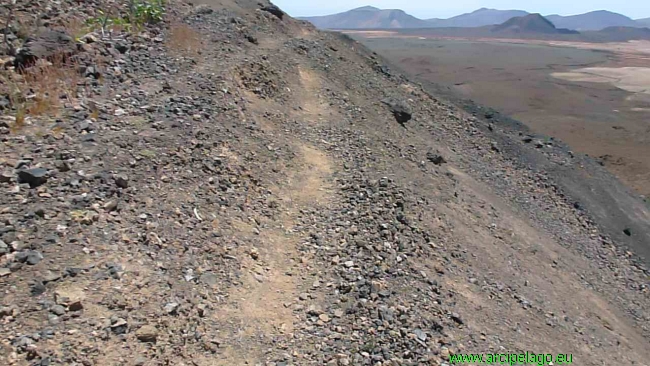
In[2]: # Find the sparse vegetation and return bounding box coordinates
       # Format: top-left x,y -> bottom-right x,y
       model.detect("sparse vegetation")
11,104 -> 26,133
127,0 -> 166,25
0,1 -> 171,134
87,8 -> 131,37
62,16 -> 92,42
87,0 -> 166,37
139,149 -> 157,158
0,53 -> 82,132
128,116 -> 148,129
89,100 -> 100,120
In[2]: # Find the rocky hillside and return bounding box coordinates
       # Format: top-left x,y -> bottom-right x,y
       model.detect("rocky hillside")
1,1 -> 649,365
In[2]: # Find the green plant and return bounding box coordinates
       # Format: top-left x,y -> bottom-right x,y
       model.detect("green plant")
127,0 -> 166,26
87,9 -> 130,37
88,0 -> 166,37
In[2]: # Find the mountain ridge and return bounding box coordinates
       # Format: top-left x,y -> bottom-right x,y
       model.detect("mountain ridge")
300,6 -> 647,31
427,8 -> 529,28
547,10 -> 639,31
297,6 -> 430,29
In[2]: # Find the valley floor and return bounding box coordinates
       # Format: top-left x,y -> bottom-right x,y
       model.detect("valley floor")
354,36 -> 650,199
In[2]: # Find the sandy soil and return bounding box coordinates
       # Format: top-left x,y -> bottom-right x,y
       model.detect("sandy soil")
354,35 -> 650,197
552,67 -> 650,94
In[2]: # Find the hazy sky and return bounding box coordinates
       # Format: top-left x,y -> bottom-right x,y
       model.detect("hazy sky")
273,0 -> 650,19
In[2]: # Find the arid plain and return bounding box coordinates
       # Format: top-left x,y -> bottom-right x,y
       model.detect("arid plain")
351,32 -> 650,197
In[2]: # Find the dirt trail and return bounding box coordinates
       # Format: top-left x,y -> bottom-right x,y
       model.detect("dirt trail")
298,67 -> 331,125
286,145 -> 332,207
212,59 -> 335,364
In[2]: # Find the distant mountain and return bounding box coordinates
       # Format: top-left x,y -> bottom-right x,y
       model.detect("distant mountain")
427,8 -> 529,28
298,6 -> 430,29
298,6 -> 646,31
593,26 -> 650,41
546,10 -> 638,31
492,14 -> 579,34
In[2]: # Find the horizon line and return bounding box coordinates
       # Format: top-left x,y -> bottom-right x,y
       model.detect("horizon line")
294,6 -> 645,21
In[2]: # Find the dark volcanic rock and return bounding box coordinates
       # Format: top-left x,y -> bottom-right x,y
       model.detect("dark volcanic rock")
246,34 -> 259,44
115,42 -> 129,54
427,151 -> 447,165
0,96 -> 10,111
17,168 -> 49,188
381,98 -> 412,125
114,174 -> 129,188
14,30 -> 77,69
261,5 -> 284,20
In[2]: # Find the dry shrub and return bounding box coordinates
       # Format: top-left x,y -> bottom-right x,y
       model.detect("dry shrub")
88,100 -> 100,120
10,10 -> 46,43
12,106 -> 26,133
167,22 -> 202,56
60,16 -> 90,41
22,54 -> 81,115
1,53 -> 82,132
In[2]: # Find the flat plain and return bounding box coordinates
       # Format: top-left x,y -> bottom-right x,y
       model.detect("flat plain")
352,33 -> 650,197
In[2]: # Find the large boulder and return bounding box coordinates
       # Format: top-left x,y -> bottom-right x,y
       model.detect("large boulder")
14,30 -> 76,69
381,98 -> 412,125
261,4 -> 284,20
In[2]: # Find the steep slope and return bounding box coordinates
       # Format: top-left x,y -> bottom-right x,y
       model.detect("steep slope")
492,14 -> 580,34
298,6 -> 430,29
428,8 -> 529,27
547,10 -> 638,30
1,0 -> 649,365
